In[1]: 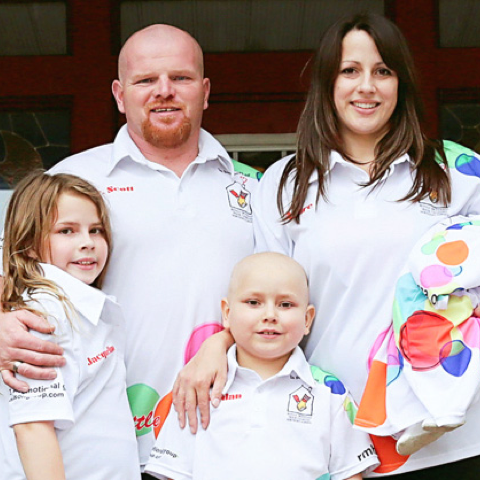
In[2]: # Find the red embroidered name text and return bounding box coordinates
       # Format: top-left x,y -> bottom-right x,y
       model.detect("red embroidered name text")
285,203 -> 313,220
87,345 -> 115,365
106,186 -> 134,193
221,393 -> 242,401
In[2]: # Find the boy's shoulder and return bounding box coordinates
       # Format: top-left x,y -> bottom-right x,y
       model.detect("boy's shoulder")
309,364 -> 348,395
309,364 -> 358,425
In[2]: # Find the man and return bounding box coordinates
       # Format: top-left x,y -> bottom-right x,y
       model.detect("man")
0,24 -> 259,475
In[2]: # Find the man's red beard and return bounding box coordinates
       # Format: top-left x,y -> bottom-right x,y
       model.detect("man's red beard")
141,108 -> 192,149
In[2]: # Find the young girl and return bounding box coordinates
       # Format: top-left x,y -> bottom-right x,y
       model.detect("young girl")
0,171 -> 140,480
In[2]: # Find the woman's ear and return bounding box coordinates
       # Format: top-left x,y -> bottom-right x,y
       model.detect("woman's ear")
304,304 -> 315,335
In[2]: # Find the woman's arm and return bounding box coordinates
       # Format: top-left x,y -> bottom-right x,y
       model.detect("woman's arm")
14,421 -> 65,480
345,474 -> 362,480
172,329 -> 233,433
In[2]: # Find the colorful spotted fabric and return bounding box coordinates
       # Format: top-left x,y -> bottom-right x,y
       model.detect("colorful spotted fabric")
355,216 -> 480,436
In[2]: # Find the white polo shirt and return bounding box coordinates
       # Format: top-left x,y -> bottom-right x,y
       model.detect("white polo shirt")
49,125 -> 260,465
253,141 -> 480,476
145,346 -> 378,480
0,264 -> 140,480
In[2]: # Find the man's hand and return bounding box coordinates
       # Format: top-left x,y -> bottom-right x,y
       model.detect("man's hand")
0,310 -> 65,392
172,329 -> 233,434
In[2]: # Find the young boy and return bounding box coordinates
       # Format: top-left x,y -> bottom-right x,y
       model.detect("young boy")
145,252 -> 378,480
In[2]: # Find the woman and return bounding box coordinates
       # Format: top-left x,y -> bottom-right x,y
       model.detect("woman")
175,13 -> 480,478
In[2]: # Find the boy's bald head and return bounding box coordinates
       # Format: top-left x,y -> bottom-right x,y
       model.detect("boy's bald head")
227,252 -> 309,301
222,252 -> 315,378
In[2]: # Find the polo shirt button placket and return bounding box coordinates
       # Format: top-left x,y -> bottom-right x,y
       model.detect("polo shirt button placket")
175,180 -> 192,215
251,388 -> 267,429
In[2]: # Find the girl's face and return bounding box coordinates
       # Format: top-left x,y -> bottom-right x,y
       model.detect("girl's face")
334,29 -> 398,149
42,192 -> 108,285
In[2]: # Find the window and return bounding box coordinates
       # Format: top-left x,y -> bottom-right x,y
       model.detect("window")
216,133 -> 296,171
0,2 -> 67,55
0,109 -> 71,187
438,0 -> 480,48
120,0 -> 384,52
440,102 -> 480,153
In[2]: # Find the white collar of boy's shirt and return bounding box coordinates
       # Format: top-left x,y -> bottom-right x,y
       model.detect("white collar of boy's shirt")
109,124 -> 234,177
36,263 -> 118,326
223,345 -> 315,393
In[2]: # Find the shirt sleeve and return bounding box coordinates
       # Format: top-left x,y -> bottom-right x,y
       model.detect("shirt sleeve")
329,392 -> 379,480
144,407 -> 196,480
8,297 -> 77,430
253,158 -> 295,256
445,141 -> 480,215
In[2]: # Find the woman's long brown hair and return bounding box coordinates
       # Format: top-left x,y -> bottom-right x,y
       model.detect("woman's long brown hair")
279,13 -> 450,222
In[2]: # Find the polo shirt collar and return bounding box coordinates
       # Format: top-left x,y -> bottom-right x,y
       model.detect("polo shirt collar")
224,346 -> 315,392
308,150 -> 412,184
195,129 -> 234,174
35,263 -> 112,326
108,125 -> 234,177
109,124 -> 143,174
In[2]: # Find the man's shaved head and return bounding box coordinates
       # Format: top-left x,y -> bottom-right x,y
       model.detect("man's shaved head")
118,24 -> 204,83
111,23 -> 210,159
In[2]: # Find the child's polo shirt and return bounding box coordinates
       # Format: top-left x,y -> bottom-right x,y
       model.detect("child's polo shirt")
145,346 -> 378,480
0,264 -> 140,480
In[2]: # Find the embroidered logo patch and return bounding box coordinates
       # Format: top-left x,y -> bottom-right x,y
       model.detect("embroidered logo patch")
419,201 -> 448,216
287,385 -> 314,423
226,182 -> 252,222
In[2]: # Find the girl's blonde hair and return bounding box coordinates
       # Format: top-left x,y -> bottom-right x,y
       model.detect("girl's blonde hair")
2,171 -> 112,313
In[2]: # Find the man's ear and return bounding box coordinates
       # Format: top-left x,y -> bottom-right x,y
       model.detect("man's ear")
221,298 -> 230,330
112,79 -> 126,114
304,304 -> 315,335
202,77 -> 211,110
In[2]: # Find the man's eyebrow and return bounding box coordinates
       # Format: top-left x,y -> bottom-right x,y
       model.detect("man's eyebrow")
169,69 -> 197,76
129,73 -> 155,81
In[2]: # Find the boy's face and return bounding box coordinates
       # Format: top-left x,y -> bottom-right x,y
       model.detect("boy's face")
222,253 -> 315,376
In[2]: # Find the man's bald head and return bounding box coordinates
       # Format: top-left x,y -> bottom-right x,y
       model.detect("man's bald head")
118,24 -> 205,83
111,22 -> 210,158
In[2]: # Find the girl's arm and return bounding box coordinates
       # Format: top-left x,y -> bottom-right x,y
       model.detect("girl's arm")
345,475 -> 362,480
14,421 -> 65,480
